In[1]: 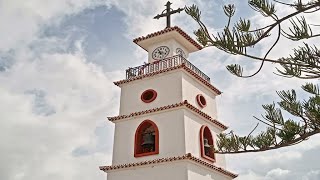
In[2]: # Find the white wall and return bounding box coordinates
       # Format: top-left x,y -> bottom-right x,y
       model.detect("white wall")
187,163 -> 234,180
184,110 -> 226,168
182,72 -> 218,119
106,161 -> 233,180
117,69 -> 226,166
112,107 -> 227,168
112,109 -> 186,165
119,70 -> 183,115
107,162 -> 188,180
147,39 -> 189,63
119,69 -> 219,118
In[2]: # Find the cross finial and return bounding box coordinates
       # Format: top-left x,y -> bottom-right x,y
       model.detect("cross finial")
154,1 -> 184,28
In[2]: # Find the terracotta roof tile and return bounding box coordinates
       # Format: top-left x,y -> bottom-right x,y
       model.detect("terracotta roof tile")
99,153 -> 238,178
114,64 -> 222,95
107,100 -> 228,130
133,26 -> 202,51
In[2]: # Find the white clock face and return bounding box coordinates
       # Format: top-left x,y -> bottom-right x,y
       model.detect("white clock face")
152,46 -> 170,60
176,48 -> 186,58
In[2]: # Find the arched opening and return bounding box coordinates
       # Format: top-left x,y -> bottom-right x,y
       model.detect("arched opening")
134,120 -> 159,157
200,125 -> 215,162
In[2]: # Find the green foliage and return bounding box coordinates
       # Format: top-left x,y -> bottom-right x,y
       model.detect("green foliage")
186,0 -> 320,153
276,120 -> 301,142
262,103 -> 284,125
226,64 -> 243,77
223,4 -> 235,18
282,17 -> 313,41
215,83 -> 320,153
249,0 -> 276,17
185,5 -> 201,21
235,18 -> 251,32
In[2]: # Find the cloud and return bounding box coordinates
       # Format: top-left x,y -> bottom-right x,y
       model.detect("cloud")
1,0 -> 320,180
302,170 -> 320,180
0,0 -> 112,52
266,168 -> 290,179
0,43 -> 119,180
0,1 -> 122,179
256,151 -> 302,165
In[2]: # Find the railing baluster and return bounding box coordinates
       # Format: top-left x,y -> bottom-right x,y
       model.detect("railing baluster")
125,55 -> 210,82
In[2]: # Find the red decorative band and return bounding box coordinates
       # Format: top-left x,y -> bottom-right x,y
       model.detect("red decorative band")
133,26 -> 202,51
99,153 -> 238,178
107,100 -> 228,131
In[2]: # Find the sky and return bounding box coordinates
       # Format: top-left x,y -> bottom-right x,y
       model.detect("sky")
0,0 -> 320,180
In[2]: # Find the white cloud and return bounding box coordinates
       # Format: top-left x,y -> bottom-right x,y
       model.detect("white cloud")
0,44 -> 119,179
0,1 -> 122,179
266,168 -> 290,179
235,170 -> 265,180
302,170 -> 320,180
1,0 -> 320,179
257,151 -> 302,165
0,0 -> 112,52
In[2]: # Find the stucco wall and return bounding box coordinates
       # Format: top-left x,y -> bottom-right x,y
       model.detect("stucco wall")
112,109 -> 186,165
107,162 -> 188,180
106,161 -> 233,180
119,70 -> 183,115
119,69 -> 219,118
147,39 -> 189,63
182,72 -> 218,118
187,163 -> 234,180
116,69 -> 226,165
112,107 -> 226,168
183,110 -> 226,168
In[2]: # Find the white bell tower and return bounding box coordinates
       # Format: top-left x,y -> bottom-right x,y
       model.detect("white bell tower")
99,2 -> 237,180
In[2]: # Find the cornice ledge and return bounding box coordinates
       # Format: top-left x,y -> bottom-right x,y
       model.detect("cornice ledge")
99,153 -> 238,179
107,100 -> 228,130
113,64 -> 222,95
133,26 -> 202,51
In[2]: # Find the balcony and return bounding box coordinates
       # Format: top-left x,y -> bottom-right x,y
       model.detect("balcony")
126,55 -> 210,82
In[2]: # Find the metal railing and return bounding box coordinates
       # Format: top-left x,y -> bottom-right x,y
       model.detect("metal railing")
126,55 -> 210,82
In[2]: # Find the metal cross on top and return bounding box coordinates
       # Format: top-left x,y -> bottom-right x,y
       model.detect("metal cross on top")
154,1 -> 184,28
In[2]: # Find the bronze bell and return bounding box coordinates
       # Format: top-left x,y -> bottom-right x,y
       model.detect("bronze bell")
204,138 -> 211,148
204,138 -> 211,156
141,133 -> 155,148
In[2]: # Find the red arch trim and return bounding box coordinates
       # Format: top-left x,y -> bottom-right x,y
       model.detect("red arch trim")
134,120 -> 159,157
200,125 -> 215,163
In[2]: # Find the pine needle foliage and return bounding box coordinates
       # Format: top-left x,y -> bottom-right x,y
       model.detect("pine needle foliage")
185,0 -> 320,154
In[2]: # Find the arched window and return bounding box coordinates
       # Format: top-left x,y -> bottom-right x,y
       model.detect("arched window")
134,120 -> 159,157
200,125 -> 215,162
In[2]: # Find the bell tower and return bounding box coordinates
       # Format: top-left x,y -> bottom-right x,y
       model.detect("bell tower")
99,2 -> 237,180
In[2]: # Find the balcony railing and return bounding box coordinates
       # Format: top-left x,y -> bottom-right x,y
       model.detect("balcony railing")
126,55 -> 210,82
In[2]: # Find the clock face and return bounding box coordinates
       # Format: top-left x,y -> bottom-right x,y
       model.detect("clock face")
176,48 -> 186,58
152,46 -> 170,60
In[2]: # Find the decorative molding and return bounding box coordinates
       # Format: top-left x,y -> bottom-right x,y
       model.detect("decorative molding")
133,26 -> 202,51
114,64 -> 222,95
107,100 -> 228,131
99,153 -> 238,179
